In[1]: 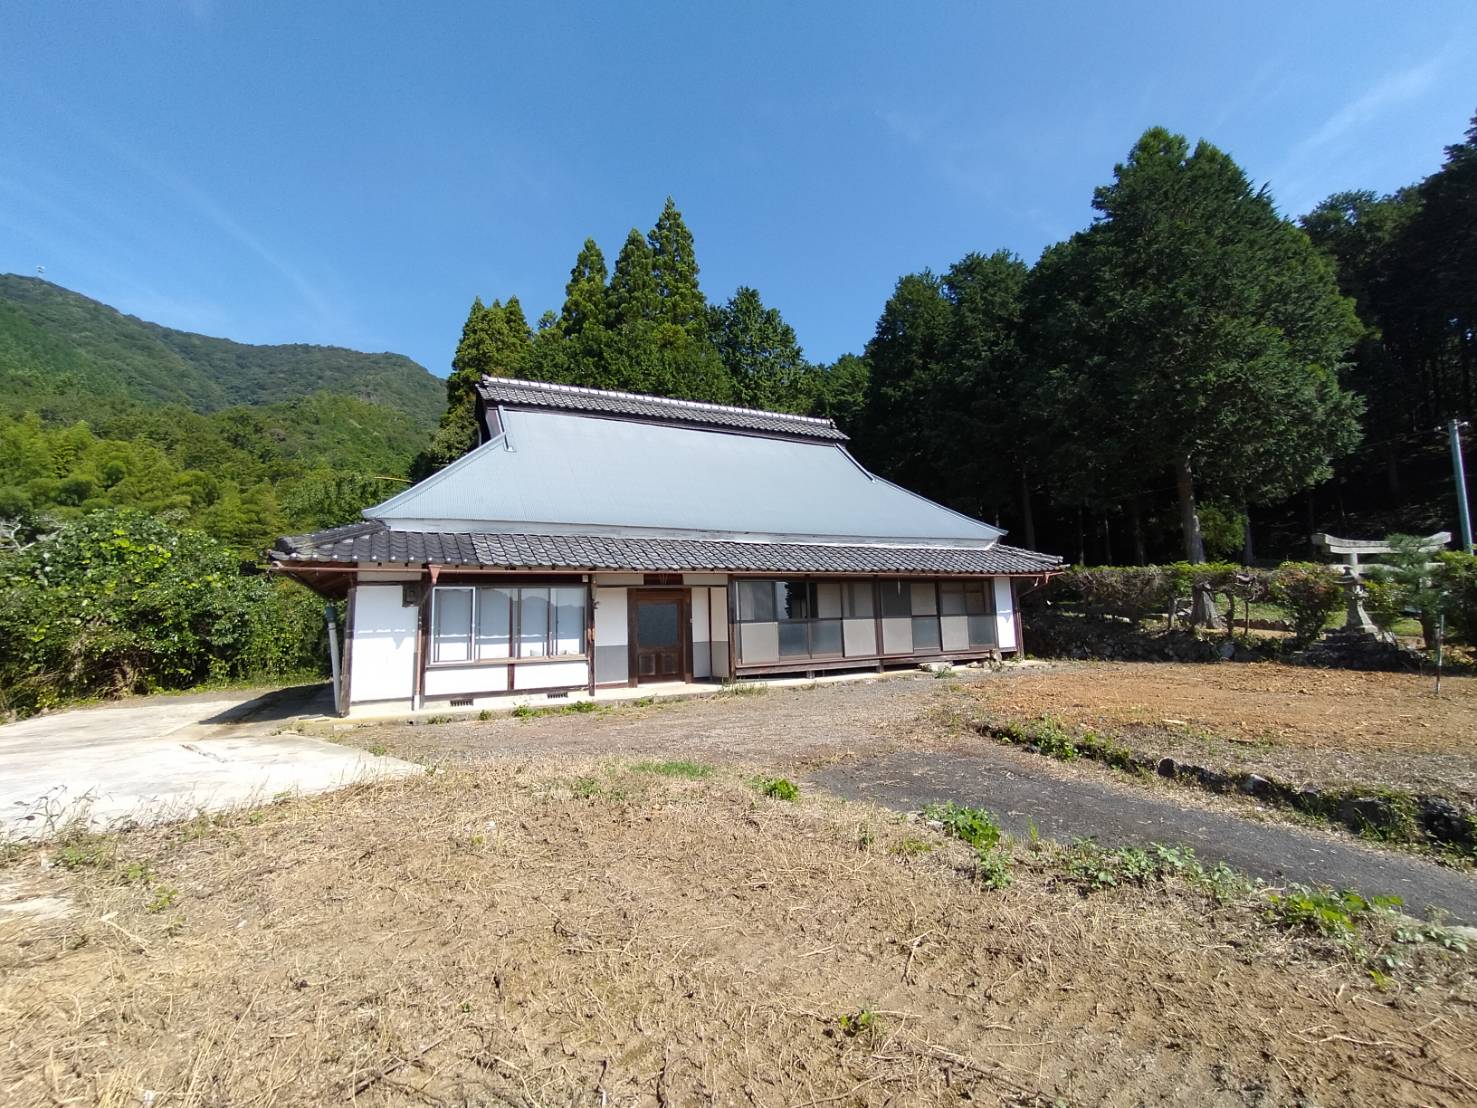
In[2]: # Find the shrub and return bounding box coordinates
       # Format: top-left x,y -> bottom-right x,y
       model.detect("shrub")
1362,576 -> 1404,633
1269,563 -> 1343,645
0,509 -> 325,716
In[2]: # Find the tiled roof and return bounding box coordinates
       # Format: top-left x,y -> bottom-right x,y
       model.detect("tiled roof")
270,524 -> 1063,576
475,376 -> 849,441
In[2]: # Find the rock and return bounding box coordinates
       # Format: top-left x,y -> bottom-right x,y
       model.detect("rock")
1195,767 -> 1229,791
1157,757 -> 1177,778
1416,795 -> 1475,846
1339,795 -> 1395,833
1240,773 -> 1271,797
1218,641 -> 1236,660
918,661 -> 952,673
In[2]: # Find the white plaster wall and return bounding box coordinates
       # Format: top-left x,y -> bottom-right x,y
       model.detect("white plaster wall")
708,586 -> 730,678
994,578 -> 1017,651
514,661 -> 588,690
424,664 -> 508,697
594,587 -> 629,645
691,587 -> 711,679
349,585 -> 418,704
594,572 -> 643,587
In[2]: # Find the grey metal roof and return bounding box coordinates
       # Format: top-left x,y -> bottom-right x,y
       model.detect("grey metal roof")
476,376 -> 848,441
270,523 -> 1063,576
366,408 -> 1004,545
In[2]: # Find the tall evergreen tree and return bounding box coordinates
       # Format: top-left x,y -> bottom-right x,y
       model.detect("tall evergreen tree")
560,238 -> 609,338
1033,128 -> 1362,592
711,286 -> 810,412
412,296 -> 533,479
608,229 -> 660,329
648,197 -> 706,332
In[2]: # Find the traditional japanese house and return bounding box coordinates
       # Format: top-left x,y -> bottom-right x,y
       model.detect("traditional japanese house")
270,377 -> 1062,715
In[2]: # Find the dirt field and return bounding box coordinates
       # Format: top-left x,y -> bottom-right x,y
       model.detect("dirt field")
965,662 -> 1477,802
4,762 -> 1476,1107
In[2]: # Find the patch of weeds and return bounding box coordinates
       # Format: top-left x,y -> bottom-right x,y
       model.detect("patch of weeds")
921,802 -> 1001,851
1394,922 -> 1470,954
889,836 -> 934,857
628,696 -> 656,708
932,667 -> 956,679
721,681 -> 767,697
118,860 -> 151,885
754,776 -> 799,801
570,776 -> 603,799
54,837 -> 114,871
422,714 -> 455,725
366,742 -> 388,757
1058,840 -> 1248,898
995,715 -> 1080,759
856,826 -> 875,850
1266,886 -> 1402,938
974,845 -> 1012,889
477,709 -> 494,721
163,916 -> 186,938
246,810 -> 265,825
835,1008 -> 879,1038
146,886 -> 179,914
512,701 -> 600,720
631,759 -> 712,779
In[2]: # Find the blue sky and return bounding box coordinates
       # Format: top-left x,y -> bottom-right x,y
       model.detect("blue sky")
2,2 -> 1473,377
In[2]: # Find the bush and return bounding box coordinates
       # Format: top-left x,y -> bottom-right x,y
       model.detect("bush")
1269,563 -> 1343,646
755,776 -> 799,801
1437,550 -> 1477,644
0,509 -> 326,716
1362,576 -> 1404,634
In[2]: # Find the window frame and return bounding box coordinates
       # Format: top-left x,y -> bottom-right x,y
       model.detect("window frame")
428,583 -> 588,667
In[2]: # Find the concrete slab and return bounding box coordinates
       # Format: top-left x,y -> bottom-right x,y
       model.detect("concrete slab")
0,684 -> 419,840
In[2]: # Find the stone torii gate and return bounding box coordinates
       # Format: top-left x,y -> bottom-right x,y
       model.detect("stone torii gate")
1312,531 -> 1450,635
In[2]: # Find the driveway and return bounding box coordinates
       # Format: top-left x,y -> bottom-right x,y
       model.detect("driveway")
0,684 -> 418,840
811,747 -> 1477,924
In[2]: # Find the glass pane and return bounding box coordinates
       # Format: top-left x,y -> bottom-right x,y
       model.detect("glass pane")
738,580 -> 776,622
432,588 -> 472,663
778,621 -> 809,656
519,588 -> 549,658
911,582 -> 938,615
637,600 -> 679,646
880,580 -> 910,618
844,581 -> 875,618
475,587 -> 512,659
912,616 -> 941,653
939,583 -> 967,616
966,583 -> 990,615
811,619 -> 843,656
553,587 -> 585,656
816,582 -> 843,619
968,615 -> 996,648
776,580 -> 811,621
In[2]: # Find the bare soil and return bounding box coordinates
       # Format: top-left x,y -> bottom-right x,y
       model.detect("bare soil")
963,662 -> 1477,802
3,762 -> 1476,1107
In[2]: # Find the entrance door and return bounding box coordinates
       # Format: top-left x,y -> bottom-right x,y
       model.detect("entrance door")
630,590 -> 689,684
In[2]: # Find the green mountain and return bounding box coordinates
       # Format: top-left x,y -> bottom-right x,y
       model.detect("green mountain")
0,274 -> 444,427
0,275 -> 447,555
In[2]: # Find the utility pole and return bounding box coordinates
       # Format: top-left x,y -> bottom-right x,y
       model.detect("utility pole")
1449,419 -> 1473,554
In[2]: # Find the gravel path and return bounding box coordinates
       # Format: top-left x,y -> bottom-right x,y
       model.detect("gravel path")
811,747 -> 1477,923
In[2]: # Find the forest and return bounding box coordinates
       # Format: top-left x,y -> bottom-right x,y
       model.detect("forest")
426,114 -> 1477,570
1,114 -> 1474,712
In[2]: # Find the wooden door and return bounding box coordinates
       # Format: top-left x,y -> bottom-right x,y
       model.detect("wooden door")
629,590 -> 689,684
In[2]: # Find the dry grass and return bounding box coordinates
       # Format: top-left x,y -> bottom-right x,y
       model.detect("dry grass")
968,661 -> 1477,800
3,761 -> 1476,1107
